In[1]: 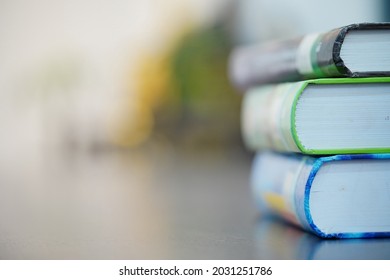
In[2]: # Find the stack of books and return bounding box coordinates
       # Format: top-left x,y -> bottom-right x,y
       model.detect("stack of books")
229,23 -> 390,238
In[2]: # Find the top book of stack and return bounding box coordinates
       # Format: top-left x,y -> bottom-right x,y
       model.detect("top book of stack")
229,22 -> 390,90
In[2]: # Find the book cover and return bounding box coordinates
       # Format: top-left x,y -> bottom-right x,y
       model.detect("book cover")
251,151 -> 390,238
242,77 -> 390,155
230,22 -> 390,89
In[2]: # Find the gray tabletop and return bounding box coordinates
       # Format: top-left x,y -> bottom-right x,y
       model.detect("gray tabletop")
1,146 -> 389,259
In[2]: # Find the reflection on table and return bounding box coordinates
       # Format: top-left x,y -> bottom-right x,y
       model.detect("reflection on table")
255,215 -> 390,260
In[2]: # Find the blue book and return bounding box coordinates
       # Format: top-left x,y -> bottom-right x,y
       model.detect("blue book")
251,152 -> 390,238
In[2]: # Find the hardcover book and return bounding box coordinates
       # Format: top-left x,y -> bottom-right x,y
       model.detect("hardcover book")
251,151 -> 390,238
230,22 -> 390,89
242,77 -> 390,155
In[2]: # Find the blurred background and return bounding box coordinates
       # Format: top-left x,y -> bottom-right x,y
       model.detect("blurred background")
0,0 -> 389,259
1,0 -> 387,158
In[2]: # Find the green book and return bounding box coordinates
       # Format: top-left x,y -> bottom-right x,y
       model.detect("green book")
242,77 -> 390,155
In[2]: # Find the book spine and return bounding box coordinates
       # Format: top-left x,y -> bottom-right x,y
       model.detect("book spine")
229,37 -> 303,89
251,152 -> 316,231
229,30 -> 345,89
241,82 -> 303,153
289,30 -> 339,78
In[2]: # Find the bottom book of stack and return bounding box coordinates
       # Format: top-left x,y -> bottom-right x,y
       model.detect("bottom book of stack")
251,152 -> 390,238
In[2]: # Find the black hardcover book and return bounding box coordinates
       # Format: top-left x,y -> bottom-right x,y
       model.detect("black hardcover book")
229,23 -> 390,89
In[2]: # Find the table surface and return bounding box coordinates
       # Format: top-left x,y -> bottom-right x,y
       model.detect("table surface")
1,145 -> 389,260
